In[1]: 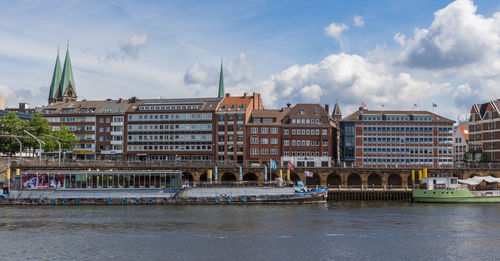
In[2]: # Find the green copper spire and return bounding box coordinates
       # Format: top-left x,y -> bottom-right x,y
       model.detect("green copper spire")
218,59 -> 224,98
58,45 -> 77,100
48,50 -> 62,102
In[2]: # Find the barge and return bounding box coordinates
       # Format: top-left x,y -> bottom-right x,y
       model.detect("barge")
0,171 -> 327,205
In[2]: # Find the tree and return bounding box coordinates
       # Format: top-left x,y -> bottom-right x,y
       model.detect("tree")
480,152 -> 490,164
0,112 -> 27,154
463,151 -> 470,163
43,126 -> 78,152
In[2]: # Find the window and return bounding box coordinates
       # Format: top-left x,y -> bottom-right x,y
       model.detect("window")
284,129 -> 289,135
292,129 -> 296,135
314,109 -> 319,115
261,138 -> 269,144
219,115 -> 225,121
228,115 -> 234,121
219,125 -> 225,132
322,129 -> 327,135
271,128 -> 278,134
237,115 -> 244,121
253,118 -> 261,123
261,149 -> 268,155
322,140 -> 328,146
271,138 -> 278,144
99,127 -> 103,132
261,128 -> 268,134
250,148 -> 259,155
270,149 -> 278,155
300,109 -> 304,115
284,140 -> 289,146
251,127 -> 258,134
99,136 -> 103,142
250,137 -> 259,144
228,125 -> 234,132
218,146 -> 225,152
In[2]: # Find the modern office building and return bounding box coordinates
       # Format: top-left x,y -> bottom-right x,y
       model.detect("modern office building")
468,99 -> 500,163
340,107 -> 454,167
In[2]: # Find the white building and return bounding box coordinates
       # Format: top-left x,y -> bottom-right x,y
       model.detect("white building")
453,125 -> 468,165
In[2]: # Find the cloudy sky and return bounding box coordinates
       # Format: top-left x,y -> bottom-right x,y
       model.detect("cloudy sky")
1,0 -> 500,121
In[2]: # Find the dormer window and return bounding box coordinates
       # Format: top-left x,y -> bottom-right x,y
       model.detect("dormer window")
221,105 -> 227,110
239,104 -> 245,110
300,109 -> 304,115
230,105 -> 237,110
254,118 -> 261,123
314,109 -> 319,115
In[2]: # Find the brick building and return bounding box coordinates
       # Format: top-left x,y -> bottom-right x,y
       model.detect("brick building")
246,108 -> 288,164
280,104 -> 337,167
340,107 -> 454,167
215,93 -> 262,164
469,99 -> 500,163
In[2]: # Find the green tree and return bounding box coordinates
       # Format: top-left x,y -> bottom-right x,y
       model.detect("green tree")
0,112 -> 27,154
463,151 -> 470,163
480,152 -> 490,164
43,126 -> 78,152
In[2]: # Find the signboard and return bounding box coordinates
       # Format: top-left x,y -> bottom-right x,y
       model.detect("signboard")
72,150 -> 94,155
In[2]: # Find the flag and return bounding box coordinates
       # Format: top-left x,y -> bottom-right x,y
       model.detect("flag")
270,159 -> 277,170
305,171 -> 313,178
288,161 -> 295,171
239,166 -> 243,181
362,102 -> 367,108
432,103 -> 437,108
264,165 -> 268,181
214,166 -> 218,181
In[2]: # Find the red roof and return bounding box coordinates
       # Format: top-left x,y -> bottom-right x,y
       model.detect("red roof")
458,125 -> 468,141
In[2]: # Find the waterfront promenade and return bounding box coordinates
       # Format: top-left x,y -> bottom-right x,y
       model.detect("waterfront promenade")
4,157 -> 500,188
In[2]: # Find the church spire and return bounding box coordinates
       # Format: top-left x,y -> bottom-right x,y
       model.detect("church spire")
332,100 -> 342,121
218,59 -> 224,98
48,49 -> 62,103
58,45 -> 77,101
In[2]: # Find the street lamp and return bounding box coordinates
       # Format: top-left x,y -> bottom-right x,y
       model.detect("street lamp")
0,134 -> 27,163
41,134 -> 62,166
23,130 -> 45,165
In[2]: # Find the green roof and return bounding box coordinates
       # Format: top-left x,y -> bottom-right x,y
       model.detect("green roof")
48,52 -> 61,101
59,48 -> 76,98
218,60 -> 224,98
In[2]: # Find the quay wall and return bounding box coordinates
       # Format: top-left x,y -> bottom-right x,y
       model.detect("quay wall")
12,163 -> 500,188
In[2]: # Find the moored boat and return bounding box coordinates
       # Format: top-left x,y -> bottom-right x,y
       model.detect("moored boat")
412,175 -> 500,203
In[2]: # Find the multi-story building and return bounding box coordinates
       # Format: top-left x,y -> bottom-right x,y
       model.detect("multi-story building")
215,93 -> 262,164
468,99 -> 500,163
452,124 -> 469,165
246,108 -> 288,164
41,100 -> 104,160
280,104 -> 337,167
340,107 -> 454,167
125,97 -> 221,162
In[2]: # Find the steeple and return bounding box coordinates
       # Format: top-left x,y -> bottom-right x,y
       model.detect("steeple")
58,44 -> 77,101
48,49 -> 62,103
332,101 -> 342,121
218,59 -> 224,98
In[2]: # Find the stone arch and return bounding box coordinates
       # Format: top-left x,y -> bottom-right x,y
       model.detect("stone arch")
182,172 -> 193,182
221,173 -> 237,182
347,173 -> 361,186
243,172 -> 258,181
306,172 -> 320,186
327,173 -> 341,186
199,173 -> 208,182
387,174 -> 402,186
290,172 -> 301,183
367,173 -> 382,186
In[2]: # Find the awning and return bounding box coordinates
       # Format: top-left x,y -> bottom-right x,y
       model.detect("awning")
458,176 -> 500,185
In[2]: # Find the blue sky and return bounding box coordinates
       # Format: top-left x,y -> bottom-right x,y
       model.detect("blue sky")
1,0 -> 500,121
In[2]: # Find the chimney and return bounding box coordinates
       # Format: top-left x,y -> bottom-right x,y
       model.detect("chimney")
118,98 -> 123,103
359,107 -> 364,111
243,93 -> 247,98
225,93 -> 230,98
325,104 -> 329,113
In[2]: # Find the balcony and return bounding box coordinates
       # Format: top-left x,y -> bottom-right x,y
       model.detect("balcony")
110,140 -> 123,145
110,131 -> 123,136
111,121 -> 123,126
100,150 -> 123,155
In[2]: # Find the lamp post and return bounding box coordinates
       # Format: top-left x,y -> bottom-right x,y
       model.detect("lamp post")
23,130 -> 45,165
0,134 -> 27,163
41,134 -> 62,166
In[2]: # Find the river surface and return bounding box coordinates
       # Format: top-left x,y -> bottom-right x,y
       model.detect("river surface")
0,202 -> 499,261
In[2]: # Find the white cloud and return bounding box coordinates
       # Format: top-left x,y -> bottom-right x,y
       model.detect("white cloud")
120,34 -> 148,59
299,85 -> 324,102
324,22 -> 349,38
256,53 -> 452,112
353,15 -> 365,27
183,53 -> 255,96
0,84 -> 48,108
398,0 -> 500,69
393,33 -> 406,46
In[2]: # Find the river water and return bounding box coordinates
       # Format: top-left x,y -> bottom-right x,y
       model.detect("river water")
0,202 -> 498,261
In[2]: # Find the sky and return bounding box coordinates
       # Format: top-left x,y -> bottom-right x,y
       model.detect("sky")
1,0 -> 500,121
